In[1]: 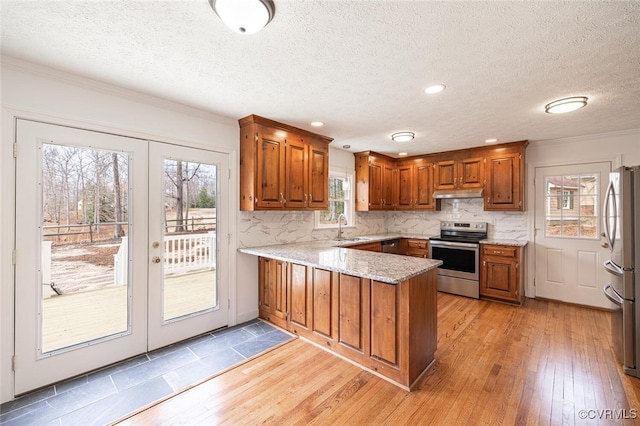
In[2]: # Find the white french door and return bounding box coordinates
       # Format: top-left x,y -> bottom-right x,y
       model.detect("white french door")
14,119 -> 229,394
534,162 -> 614,308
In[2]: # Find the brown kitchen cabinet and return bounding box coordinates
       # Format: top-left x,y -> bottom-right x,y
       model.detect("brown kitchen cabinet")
239,115 -> 332,211
396,158 -> 439,211
434,156 -> 484,190
400,238 -> 429,258
355,151 -> 397,211
484,145 -> 525,211
354,141 -> 527,212
480,244 -> 523,304
257,255 -> 438,390
344,241 -> 382,252
258,257 -> 288,329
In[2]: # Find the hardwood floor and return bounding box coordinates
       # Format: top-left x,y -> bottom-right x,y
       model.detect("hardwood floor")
117,294 -> 640,425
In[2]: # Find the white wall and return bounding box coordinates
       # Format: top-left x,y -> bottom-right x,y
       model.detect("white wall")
0,57 -> 241,403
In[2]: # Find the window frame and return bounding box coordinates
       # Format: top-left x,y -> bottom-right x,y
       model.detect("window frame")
314,168 -> 355,229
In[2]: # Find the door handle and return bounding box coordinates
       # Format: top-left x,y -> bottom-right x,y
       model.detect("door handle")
151,256 -> 161,264
601,242 -> 609,248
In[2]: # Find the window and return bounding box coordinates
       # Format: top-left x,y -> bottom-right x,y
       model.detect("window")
545,173 -> 598,239
315,169 -> 354,228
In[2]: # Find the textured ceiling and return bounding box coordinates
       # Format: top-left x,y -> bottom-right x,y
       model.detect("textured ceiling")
1,0 -> 639,156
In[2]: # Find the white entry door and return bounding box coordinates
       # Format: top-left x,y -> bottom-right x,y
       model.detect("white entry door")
14,119 -> 229,394
534,162 -> 614,308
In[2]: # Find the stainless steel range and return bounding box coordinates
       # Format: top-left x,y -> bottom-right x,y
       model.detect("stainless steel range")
429,221 -> 487,299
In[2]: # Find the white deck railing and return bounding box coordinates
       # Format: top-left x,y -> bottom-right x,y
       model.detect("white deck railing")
163,231 -> 216,275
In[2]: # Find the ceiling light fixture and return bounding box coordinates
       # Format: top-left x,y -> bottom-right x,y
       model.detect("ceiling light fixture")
485,138 -> 498,143
311,121 -> 324,127
209,0 -> 275,35
398,152 -> 408,156
545,96 -> 588,114
391,132 -> 415,143
425,84 -> 446,94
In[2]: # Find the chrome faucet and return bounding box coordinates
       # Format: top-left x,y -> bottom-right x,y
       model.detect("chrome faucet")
337,213 -> 347,240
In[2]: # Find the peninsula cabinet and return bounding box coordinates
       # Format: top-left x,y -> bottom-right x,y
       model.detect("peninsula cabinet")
258,257 -> 288,329
480,244 -> 523,304
239,115 -> 332,211
257,256 -> 438,390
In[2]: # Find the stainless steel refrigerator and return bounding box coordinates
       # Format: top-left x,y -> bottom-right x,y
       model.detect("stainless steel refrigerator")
603,165 -> 640,377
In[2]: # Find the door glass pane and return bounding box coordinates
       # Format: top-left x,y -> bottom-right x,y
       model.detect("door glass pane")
41,144 -> 130,353
544,172 -> 599,240
162,160 -> 218,321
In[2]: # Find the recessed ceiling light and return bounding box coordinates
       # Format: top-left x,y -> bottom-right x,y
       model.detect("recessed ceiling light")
391,132 -> 415,143
545,96 -> 588,114
424,84 -> 446,94
398,152 -> 408,156
485,138 -> 498,143
311,121 -> 324,127
342,144 -> 351,149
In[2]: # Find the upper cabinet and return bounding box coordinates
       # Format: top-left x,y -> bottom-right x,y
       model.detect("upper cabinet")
354,140 -> 527,212
484,143 -> 526,211
434,156 -> 484,190
239,115 -> 332,211
355,152 -> 397,211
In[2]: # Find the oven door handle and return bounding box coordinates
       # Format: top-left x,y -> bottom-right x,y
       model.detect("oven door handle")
429,241 -> 479,249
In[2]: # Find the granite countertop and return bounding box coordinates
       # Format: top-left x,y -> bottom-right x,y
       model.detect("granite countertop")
238,237 -> 442,284
479,239 -> 529,247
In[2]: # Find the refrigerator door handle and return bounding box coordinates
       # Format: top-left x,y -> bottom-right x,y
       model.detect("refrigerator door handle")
604,259 -> 624,277
603,179 -> 617,250
604,284 -> 624,305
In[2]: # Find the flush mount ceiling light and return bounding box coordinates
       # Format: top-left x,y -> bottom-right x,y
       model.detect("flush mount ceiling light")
209,0 -> 275,35
398,152 -> 408,156
545,96 -> 588,114
424,84 -> 446,94
311,121 -> 324,127
391,132 -> 415,143
485,138 -> 498,143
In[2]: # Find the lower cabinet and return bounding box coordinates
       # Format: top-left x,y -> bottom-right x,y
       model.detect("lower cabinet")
258,257 -> 288,329
399,238 -> 429,258
257,256 -> 438,390
480,244 -> 523,304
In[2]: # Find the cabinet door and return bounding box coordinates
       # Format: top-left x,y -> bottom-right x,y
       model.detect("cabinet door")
485,152 -> 522,210
256,127 -> 286,208
289,263 -> 311,331
382,162 -> 395,209
307,141 -> 329,209
284,136 -> 308,209
258,257 -> 288,328
434,160 -> 457,190
458,157 -> 484,189
414,162 -> 436,210
396,164 -> 413,210
480,256 -> 519,302
368,160 -> 384,209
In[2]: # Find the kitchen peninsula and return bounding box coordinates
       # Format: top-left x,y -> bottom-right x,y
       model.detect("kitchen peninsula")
239,237 -> 442,390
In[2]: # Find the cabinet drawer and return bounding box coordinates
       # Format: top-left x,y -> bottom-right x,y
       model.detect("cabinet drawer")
482,245 -> 517,258
407,239 -> 428,250
406,249 -> 428,258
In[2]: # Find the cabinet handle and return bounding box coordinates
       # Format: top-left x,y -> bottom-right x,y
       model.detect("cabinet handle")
309,194 -> 313,202
304,194 -> 308,202
483,261 -> 486,266
516,262 -> 519,269
487,197 -> 491,204
280,193 -> 284,204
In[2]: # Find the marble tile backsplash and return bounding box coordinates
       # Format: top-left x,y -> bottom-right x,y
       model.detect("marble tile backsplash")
385,198 -> 529,240
238,211 -> 387,248
238,198 -> 529,248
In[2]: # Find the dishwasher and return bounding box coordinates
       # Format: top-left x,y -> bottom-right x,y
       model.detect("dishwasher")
381,239 -> 400,254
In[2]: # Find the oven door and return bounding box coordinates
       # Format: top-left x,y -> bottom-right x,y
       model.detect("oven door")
429,241 -> 479,281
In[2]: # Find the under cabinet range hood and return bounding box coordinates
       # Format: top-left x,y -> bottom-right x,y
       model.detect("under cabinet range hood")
432,189 -> 484,199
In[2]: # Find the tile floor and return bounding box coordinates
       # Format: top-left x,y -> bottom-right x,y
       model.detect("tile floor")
0,319 -> 292,425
